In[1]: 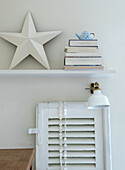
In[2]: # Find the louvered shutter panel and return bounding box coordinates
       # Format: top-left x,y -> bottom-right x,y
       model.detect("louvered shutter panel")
35,102 -> 104,170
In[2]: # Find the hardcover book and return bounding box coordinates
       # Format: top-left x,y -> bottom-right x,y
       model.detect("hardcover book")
64,57 -> 102,66
64,46 -> 99,53
65,52 -> 101,57
69,39 -> 98,47
64,65 -> 104,70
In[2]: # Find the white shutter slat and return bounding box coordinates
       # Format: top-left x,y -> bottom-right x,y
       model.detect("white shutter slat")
48,137 -> 95,143
48,165 -> 96,170
49,142 -> 95,144
48,118 -> 95,124
49,127 -> 95,132
48,122 -> 95,125
49,144 -> 95,150
49,154 -> 96,158
49,129 -> 95,132
48,133 -> 95,138
48,158 -> 96,164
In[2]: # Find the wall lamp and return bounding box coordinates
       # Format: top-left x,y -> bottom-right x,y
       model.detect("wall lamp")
86,82 -> 110,109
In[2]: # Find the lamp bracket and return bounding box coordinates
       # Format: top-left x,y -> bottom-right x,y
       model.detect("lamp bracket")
90,82 -> 100,94
85,82 -> 101,94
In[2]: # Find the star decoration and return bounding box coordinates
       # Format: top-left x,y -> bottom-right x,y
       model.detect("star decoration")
0,11 -> 62,69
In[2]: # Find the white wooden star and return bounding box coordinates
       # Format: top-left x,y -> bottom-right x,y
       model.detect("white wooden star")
0,11 -> 62,69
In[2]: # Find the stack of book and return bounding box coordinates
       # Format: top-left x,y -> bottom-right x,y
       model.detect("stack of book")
64,39 -> 104,70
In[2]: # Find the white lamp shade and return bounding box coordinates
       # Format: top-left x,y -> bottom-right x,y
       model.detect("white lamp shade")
88,90 -> 110,109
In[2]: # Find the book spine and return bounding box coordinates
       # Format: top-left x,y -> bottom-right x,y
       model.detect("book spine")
65,53 -> 101,57
65,56 -> 101,58
69,44 -> 98,48
69,39 -> 98,42
64,65 -> 104,70
69,39 -> 98,47
64,47 -> 99,53
69,45 -> 98,47
65,58 -> 102,65
65,57 -> 102,60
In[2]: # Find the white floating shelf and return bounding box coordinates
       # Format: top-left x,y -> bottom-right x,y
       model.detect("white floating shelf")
0,69 -> 115,77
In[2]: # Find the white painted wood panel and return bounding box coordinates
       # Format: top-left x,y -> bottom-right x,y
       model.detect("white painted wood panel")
28,102 -> 112,170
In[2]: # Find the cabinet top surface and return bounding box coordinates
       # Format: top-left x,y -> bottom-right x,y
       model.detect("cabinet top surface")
0,148 -> 35,170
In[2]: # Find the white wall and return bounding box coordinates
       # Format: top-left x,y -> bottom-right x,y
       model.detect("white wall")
0,0 -> 124,169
